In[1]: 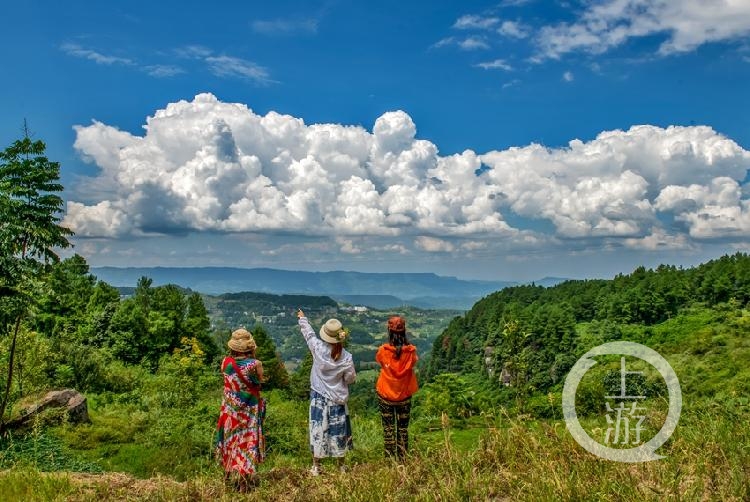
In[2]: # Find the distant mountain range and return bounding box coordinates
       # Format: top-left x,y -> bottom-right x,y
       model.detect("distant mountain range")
527,277 -> 570,288
331,294 -> 497,310
91,266 -> 569,310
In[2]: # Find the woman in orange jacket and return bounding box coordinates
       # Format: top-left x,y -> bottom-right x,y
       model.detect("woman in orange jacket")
375,315 -> 418,460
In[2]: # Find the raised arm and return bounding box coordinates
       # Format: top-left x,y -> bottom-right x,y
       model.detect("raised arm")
297,309 -> 317,349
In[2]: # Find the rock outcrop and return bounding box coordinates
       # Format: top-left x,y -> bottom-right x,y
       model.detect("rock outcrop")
6,389 -> 90,430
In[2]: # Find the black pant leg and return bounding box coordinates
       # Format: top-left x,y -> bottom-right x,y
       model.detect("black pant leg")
379,397 -> 397,457
395,399 -> 412,459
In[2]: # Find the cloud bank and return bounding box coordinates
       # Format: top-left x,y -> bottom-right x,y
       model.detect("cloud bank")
66,93 -> 750,256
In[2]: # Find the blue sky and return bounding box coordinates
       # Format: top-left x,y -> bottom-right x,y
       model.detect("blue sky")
2,0 -> 749,282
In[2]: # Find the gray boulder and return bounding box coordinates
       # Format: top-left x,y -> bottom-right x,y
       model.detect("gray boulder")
7,389 -> 90,429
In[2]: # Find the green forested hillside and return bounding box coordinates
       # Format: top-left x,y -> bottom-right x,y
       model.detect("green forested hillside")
202,290 -> 460,370
425,252 -> 750,416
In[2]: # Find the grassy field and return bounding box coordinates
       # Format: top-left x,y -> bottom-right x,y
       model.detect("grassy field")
1,305 -> 748,501
1,401 -> 748,501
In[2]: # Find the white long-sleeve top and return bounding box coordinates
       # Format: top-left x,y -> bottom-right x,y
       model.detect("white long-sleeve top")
298,316 -> 356,404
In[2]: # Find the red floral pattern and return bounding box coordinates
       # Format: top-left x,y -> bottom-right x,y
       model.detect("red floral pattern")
215,357 -> 265,476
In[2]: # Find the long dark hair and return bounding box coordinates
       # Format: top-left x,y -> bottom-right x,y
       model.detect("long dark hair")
330,342 -> 343,361
388,329 -> 409,359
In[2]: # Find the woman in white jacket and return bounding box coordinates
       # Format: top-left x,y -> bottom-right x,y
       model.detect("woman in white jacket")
297,309 -> 356,475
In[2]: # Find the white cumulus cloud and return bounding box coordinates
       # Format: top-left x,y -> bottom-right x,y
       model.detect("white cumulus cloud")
480,124 -> 750,240
655,177 -> 750,238
65,94 -> 750,258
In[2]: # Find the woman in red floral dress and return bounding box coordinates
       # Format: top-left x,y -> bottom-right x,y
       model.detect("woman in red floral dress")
215,328 -> 266,491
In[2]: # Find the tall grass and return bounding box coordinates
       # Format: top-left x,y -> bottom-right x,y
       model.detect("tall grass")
1,402 -> 748,501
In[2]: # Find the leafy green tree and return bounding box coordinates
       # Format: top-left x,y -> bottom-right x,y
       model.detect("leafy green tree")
0,132 -> 73,431
287,351 -> 313,400
100,281 -> 218,370
417,373 -> 480,419
252,324 -> 289,390
425,315 -> 467,379
32,254 -> 96,338
144,285 -> 186,368
17,253 -> 122,393
184,293 -> 218,363
498,319 -> 530,391
134,276 -> 153,310
88,280 -> 120,310
80,281 -> 120,346
1,327 -> 53,397
106,298 -> 149,364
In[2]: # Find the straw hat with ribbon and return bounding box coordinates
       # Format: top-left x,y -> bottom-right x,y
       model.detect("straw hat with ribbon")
319,318 -> 348,344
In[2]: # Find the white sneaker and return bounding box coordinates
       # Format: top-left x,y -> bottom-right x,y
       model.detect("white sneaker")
310,465 -> 321,476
